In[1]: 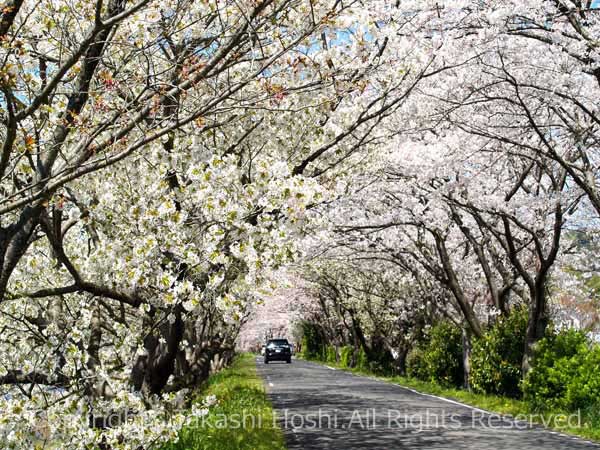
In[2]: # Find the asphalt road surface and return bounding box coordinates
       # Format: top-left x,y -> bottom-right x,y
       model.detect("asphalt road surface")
257,357 -> 599,450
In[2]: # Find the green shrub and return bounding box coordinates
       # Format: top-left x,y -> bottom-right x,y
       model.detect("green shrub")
568,344 -> 600,411
300,321 -> 325,359
325,345 -> 337,363
406,347 -> 429,380
425,322 -> 464,386
523,329 -> 600,412
406,322 -> 463,387
340,346 -> 354,368
356,347 -> 368,371
368,359 -> 392,375
367,339 -> 395,375
470,307 -> 527,398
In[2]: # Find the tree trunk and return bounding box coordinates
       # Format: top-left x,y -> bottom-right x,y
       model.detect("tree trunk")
395,346 -> 409,376
349,309 -> 371,361
462,326 -> 472,390
522,285 -> 549,376
434,233 -> 484,338
130,305 -> 185,398
0,208 -> 41,299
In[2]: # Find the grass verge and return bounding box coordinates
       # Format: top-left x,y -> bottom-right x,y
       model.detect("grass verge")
162,353 -> 286,450
301,356 -> 600,443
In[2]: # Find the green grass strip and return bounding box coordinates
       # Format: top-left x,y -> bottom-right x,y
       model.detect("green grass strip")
162,353 -> 286,450
302,356 -> 600,443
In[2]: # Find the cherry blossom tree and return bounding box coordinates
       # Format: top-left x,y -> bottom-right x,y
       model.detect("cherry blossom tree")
414,0 -> 599,371
2,0 -> 598,446
299,258 -> 441,374
0,0 -> 447,448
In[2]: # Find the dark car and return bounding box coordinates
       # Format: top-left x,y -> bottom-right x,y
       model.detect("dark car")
264,338 -> 292,364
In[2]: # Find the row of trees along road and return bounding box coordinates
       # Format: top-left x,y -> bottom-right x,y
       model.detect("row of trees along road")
0,0 -> 453,448
296,0 -> 600,387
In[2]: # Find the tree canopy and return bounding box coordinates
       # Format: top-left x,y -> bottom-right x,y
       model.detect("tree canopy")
0,0 -> 599,448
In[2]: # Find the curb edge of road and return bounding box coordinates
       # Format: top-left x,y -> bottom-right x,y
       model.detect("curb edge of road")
302,358 -> 600,448
394,382 -> 600,448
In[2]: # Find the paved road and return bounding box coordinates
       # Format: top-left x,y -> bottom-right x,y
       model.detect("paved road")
257,357 -> 599,450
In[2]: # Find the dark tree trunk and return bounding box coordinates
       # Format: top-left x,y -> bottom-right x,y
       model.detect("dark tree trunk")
462,326 -> 472,390
522,284 -> 549,376
0,207 -> 42,299
131,305 -> 185,398
349,309 -> 371,361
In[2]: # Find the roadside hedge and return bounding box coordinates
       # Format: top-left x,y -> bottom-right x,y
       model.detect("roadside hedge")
469,307 -> 528,398
523,329 -> 600,414
356,347 -> 368,371
300,309 -> 600,423
340,345 -> 354,367
406,321 -> 464,387
325,345 -> 337,363
406,347 -> 429,381
300,321 -> 326,359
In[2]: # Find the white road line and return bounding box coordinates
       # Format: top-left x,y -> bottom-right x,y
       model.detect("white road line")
318,365 -> 600,447
393,382 -> 600,447
399,385 -> 492,416
325,366 -> 336,371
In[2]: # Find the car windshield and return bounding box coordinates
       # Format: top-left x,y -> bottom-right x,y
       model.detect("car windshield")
267,339 -> 289,347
